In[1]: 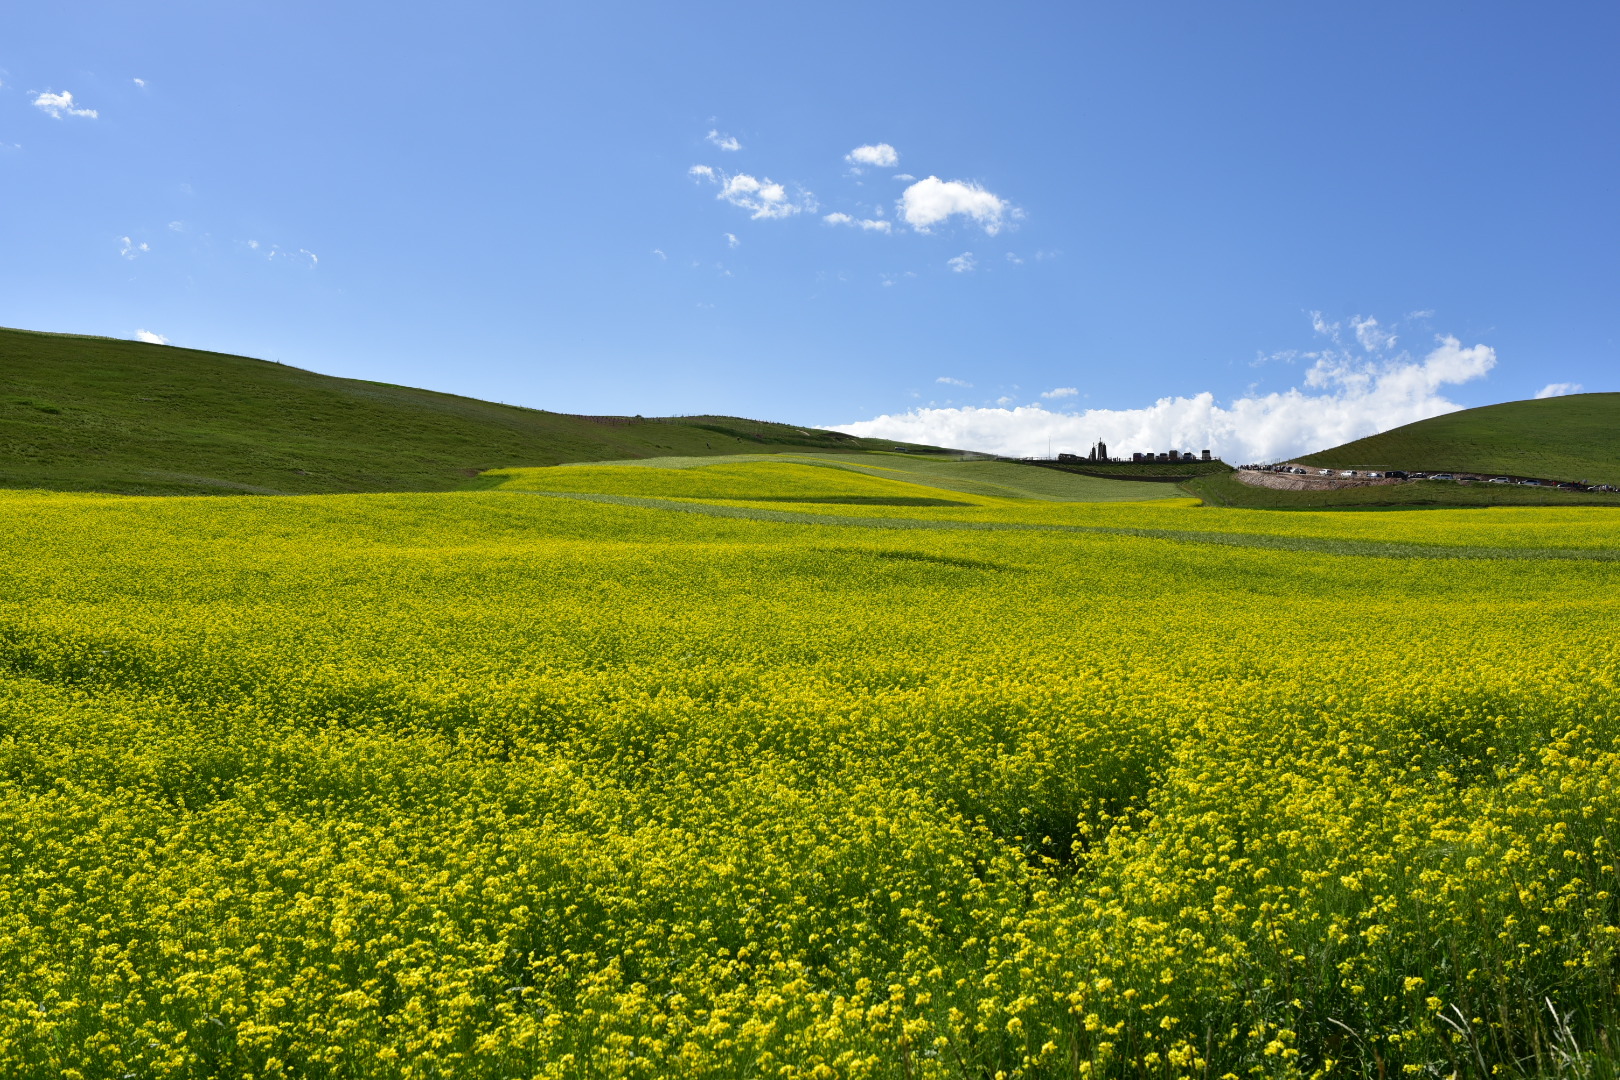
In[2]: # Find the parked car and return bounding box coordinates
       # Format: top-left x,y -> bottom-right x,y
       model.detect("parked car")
1430,473 -> 1454,480
1489,477 -> 1512,484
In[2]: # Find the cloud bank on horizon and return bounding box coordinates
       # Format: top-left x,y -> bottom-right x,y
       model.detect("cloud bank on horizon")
831,322 -> 1499,463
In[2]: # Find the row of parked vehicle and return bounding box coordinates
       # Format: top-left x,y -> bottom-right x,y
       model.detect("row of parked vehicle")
1241,463 -> 1619,493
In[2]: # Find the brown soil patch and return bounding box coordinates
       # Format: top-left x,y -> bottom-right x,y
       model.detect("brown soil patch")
1235,469 -> 1404,492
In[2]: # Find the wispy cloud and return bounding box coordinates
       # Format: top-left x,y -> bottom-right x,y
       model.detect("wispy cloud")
1041,387 -> 1078,399
936,376 -> 972,388
1535,382 -> 1584,399
834,323 -> 1497,463
898,177 -> 1011,235
845,143 -> 899,168
33,90 -> 97,118
133,77 -> 147,88
651,248 -> 666,259
1350,315 -> 1396,352
118,236 -> 149,259
823,212 -> 891,233
691,165 -> 814,220
135,329 -> 169,344
706,129 -> 741,151
724,232 -> 739,248
946,251 -> 975,273
244,240 -> 318,267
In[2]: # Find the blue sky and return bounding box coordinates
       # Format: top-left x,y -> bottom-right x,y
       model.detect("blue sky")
3,2 -> 1615,459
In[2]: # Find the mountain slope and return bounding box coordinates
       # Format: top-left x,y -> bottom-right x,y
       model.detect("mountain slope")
0,327 -> 947,495
1296,393 -> 1620,486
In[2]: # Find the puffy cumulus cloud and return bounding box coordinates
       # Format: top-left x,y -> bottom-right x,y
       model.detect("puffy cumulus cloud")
1041,387 -> 1078,399
135,329 -> 169,345
133,77 -> 147,88
823,212 -> 891,233
832,333 -> 1497,463
33,90 -> 97,118
845,143 -> 898,168
691,166 -> 814,220
706,129 -> 741,151
946,251 -> 975,273
1536,382 -> 1584,399
898,176 -> 1010,234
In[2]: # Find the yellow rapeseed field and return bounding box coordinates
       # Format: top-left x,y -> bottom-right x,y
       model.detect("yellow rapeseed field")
1,457 -> 1617,1078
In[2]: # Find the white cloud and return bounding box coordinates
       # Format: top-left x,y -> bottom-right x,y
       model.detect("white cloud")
118,236 -> 149,259
248,242 -> 317,267
898,176 -> 1010,234
706,129 -> 741,151
823,211 -> 891,233
1005,252 -> 1024,265
892,173 -> 915,181
1536,382 -> 1584,399
167,220 -> 185,232
1041,387 -> 1078,399
1350,315 -> 1396,352
135,329 -> 169,345
652,248 -> 666,259
845,143 -> 899,168
833,330 -> 1497,463
133,77 -> 146,88
724,232 -> 739,248
937,376 -> 972,388
996,395 -> 1015,406
946,251 -> 975,273
691,166 -> 814,220
32,90 -> 97,119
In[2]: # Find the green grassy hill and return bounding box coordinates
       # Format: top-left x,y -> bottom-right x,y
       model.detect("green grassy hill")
1297,393 -> 1620,486
0,327 -> 949,495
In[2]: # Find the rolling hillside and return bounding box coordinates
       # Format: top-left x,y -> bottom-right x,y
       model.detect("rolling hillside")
1297,392 -> 1620,486
0,327 -> 949,496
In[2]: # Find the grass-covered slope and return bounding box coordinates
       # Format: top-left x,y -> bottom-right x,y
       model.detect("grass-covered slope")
489,453 -> 1188,504
0,327 -> 948,495
1297,392 -> 1620,485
